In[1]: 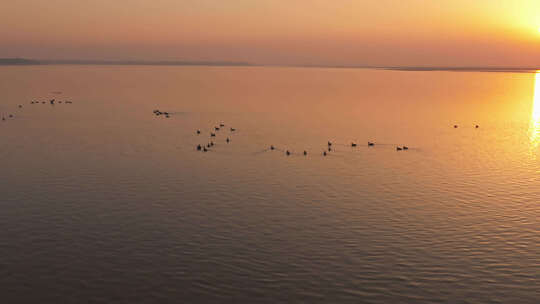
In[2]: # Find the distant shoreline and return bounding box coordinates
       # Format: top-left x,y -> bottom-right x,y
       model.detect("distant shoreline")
0,58 -> 251,67
381,66 -> 538,73
0,58 -> 538,73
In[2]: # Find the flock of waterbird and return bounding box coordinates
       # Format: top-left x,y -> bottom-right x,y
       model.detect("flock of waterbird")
196,123 -> 234,153
3,103 -> 478,157
186,118 -> 480,157
151,109 -> 482,157
1,98 -> 73,121
152,109 -> 238,153
150,109 -> 446,157
191,121 -> 406,156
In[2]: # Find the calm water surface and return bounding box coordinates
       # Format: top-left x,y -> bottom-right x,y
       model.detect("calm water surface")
0,66 -> 538,303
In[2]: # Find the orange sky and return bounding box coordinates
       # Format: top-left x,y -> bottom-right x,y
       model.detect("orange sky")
1,0 -> 540,66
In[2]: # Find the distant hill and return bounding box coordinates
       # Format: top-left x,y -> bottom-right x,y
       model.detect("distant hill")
0,58 -> 41,65
41,59 -> 252,66
0,58 -> 251,66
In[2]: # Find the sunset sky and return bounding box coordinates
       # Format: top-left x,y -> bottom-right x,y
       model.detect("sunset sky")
2,0 -> 540,66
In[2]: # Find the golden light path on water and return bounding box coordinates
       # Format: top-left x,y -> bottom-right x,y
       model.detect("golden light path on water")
529,71 -> 540,155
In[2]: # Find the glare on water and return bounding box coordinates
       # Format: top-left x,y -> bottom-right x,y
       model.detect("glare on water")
528,71 -> 540,155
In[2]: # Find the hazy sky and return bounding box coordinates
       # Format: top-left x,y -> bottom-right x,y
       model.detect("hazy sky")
2,0 -> 540,66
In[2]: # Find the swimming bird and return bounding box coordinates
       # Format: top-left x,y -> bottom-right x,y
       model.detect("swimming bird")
207,143 -> 211,148
475,125 -> 479,128
215,127 -> 220,131
454,125 -> 458,128
220,123 -> 225,127
396,147 -> 403,151
368,142 -> 374,146
197,130 -> 201,134
210,133 -> 216,137
18,105 -> 22,108
303,151 -> 307,156
323,151 -> 327,156
203,147 -> 208,152
2,117 -> 5,121
328,141 -> 332,146
31,102 -> 34,104
226,138 -> 230,143
210,141 -> 214,146
403,146 -> 409,150
197,144 -> 202,151
50,99 -> 55,105
286,150 -> 290,156
9,114 -> 13,118
328,147 -> 332,152
230,128 -> 236,132
351,143 -> 357,147
270,145 -> 275,150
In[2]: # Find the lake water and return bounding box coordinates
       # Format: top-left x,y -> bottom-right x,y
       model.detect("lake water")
0,66 -> 538,303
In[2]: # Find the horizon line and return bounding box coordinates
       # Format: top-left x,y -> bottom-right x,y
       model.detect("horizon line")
1,58 -> 539,73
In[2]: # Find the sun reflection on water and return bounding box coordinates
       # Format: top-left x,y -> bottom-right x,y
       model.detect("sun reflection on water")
528,72 -> 540,155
